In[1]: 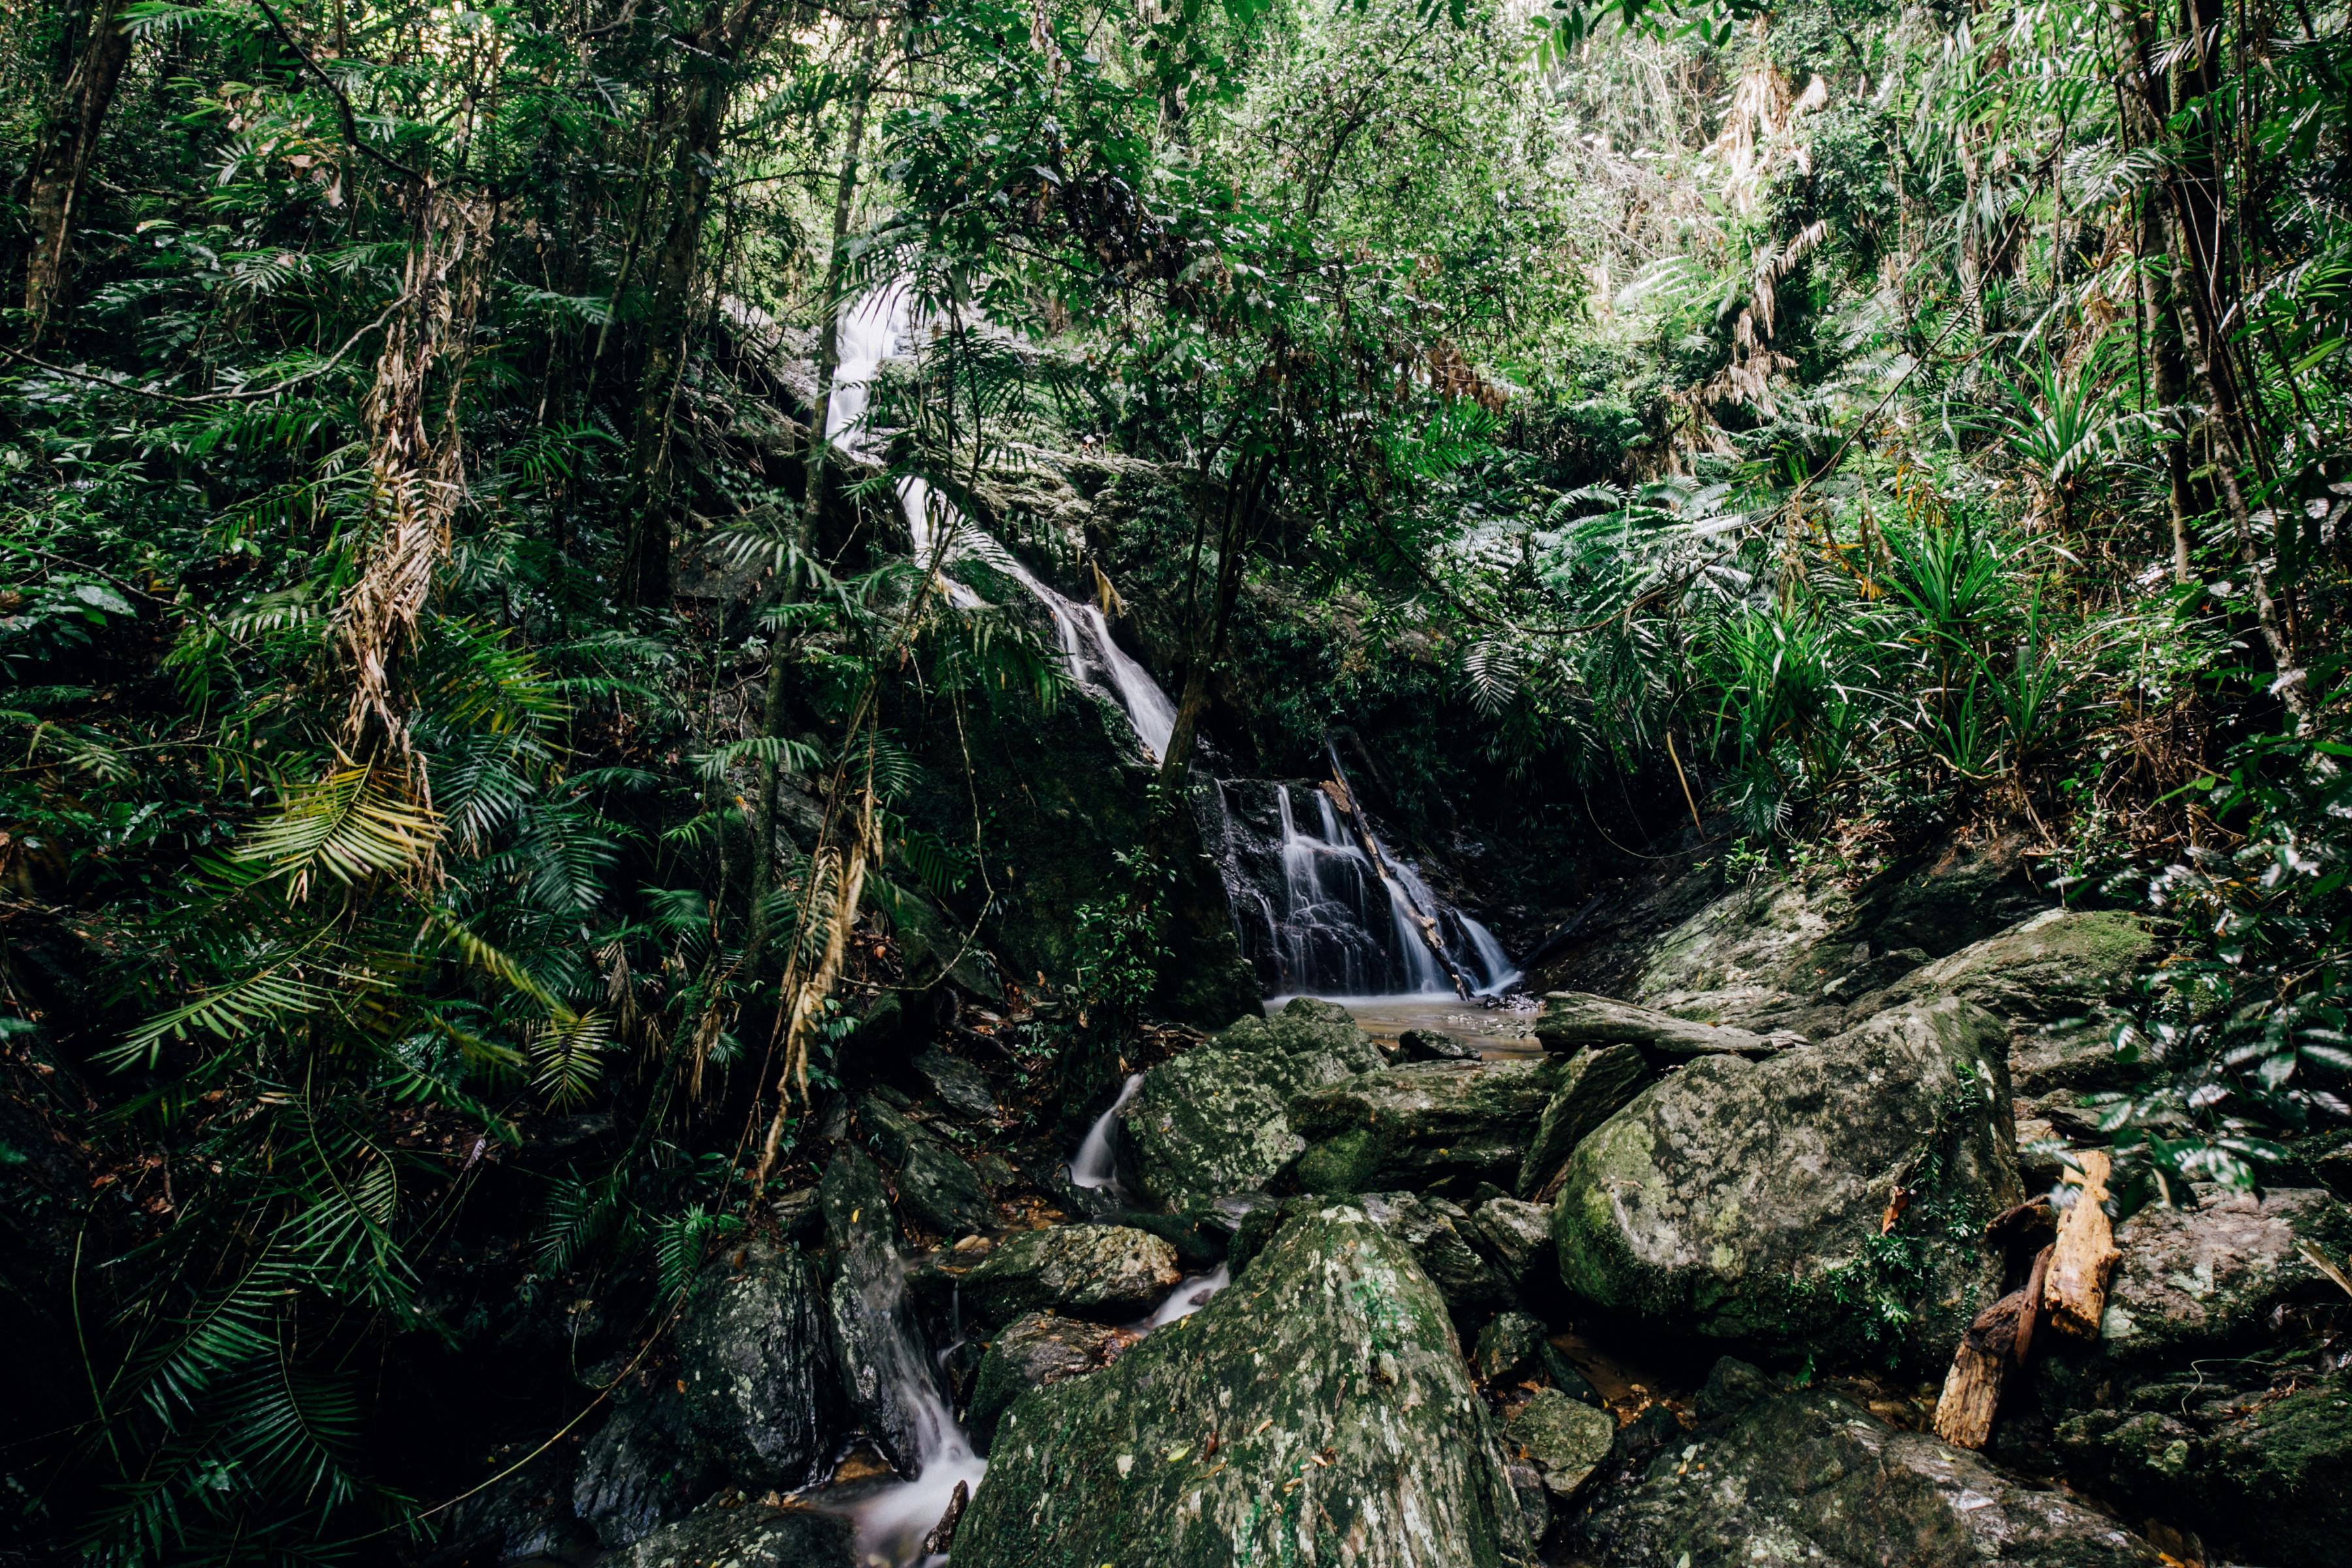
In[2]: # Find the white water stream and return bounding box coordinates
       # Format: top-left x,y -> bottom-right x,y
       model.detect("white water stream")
1068,1073 -> 1143,1192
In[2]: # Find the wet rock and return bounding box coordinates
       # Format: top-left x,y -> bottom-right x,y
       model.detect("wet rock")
964,1310 -> 1136,1452
856,1096 -> 995,1239
911,1047 -> 1000,1122
954,1203 -> 1537,1568
1396,1026 -> 1481,1062
1289,1056 -> 1563,1196
676,1237 -> 842,1490
2055,1372 -> 2351,1568
1532,992 -> 1778,1060
960,1223 -> 1183,1327
1629,872 -> 1859,1035
1878,909 -> 2156,1034
1505,1463 -> 1551,1546
572,1379 -> 705,1548
819,1143 -> 940,1475
433,1445 -> 593,1565
2097,1185 -> 2352,1363
1690,1354 -> 1771,1420
1578,1385 -> 2162,1568
1551,997 -> 2020,1362
1119,998 -> 1383,1209
1504,1387 -> 1614,1503
1515,1043 -> 1653,1201
1473,1310 -> 1549,1384
1356,1190 -> 1509,1314
621,1496 -> 855,1568
1471,1197 -> 1556,1292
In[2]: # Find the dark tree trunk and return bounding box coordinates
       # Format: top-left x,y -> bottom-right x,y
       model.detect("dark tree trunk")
23,0 -> 134,342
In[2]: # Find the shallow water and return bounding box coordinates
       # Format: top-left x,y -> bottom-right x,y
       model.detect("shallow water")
1273,992 -> 1544,1058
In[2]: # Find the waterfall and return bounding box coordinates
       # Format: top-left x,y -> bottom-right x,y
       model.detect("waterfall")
1067,1074 -> 1142,1192
826,286 -> 1175,760
1213,771 -> 1519,1000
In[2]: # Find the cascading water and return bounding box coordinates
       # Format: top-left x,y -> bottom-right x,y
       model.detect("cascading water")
829,284 -> 1513,1002
1067,1074 -> 1142,1192
826,287 -> 1174,760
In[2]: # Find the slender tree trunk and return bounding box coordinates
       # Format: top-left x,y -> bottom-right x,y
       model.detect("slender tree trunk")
619,0 -> 789,606
1158,454 -> 1269,786
23,0 -> 134,341
745,16 -> 881,972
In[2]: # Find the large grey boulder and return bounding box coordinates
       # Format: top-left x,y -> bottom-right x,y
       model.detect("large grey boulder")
621,1497 -> 854,1567
1551,997 -> 2020,1362
1516,1043 -> 1653,1200
675,1237 -> 842,1490
1288,1056 -> 1563,1196
1119,998 -> 1383,1209
954,1203 -> 1537,1568
1470,1197 -> 1555,1293
1503,1387 -> 1614,1504
572,1377 -> 704,1547
965,1310 -> 1137,1452
1355,1190 -> 1509,1315
959,1223 -> 1182,1327
2097,1185 -> 2352,1363
1628,872 -> 1859,1034
1576,1382 -> 2162,1567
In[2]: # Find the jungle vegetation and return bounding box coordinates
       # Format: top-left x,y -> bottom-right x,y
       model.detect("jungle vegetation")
3,0 -> 2350,1556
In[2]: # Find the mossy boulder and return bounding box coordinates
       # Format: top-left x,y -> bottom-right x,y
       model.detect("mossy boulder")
953,1203 -> 1536,1568
1469,1197 -> 1555,1293
1354,1190 -> 1509,1315
966,1311 -> 1136,1453
1289,1057 -> 1564,1196
855,1096 -> 995,1239
1118,998 -> 1383,1209
1550,997 -> 2019,1362
818,1143 -> 939,1474
1878,909 -> 2155,1030
960,1223 -> 1183,1328
620,1498 -> 853,1568
1533,992 -> 1778,1058
1503,1387 -> 1614,1503
1576,1384 -> 2162,1567
2055,1373 -> 2352,1568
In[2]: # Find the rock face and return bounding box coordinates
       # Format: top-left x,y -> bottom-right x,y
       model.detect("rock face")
572,1379 -> 704,1547
675,1238 -> 842,1490
2055,1373 -> 2351,1568
1576,1382 -> 2162,1567
1879,909 -> 2154,1030
953,1203 -> 1536,1568
1533,992 -> 1777,1058
819,1143 -> 941,1474
1354,1190 -> 1509,1315
1551,998 -> 2019,1360
911,1046 -> 1000,1122
1289,1057 -> 1563,1196
857,1096 -> 995,1239
621,1498 -> 855,1568
960,1223 -> 1183,1327
2097,1185 -> 2352,1363
1470,1198 -> 1555,1294
966,1311 -> 1137,1452
1516,1044 -> 1652,1200
1119,998 -> 1383,1209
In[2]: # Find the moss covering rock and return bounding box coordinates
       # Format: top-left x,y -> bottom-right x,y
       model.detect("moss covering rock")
1516,1043 -> 1654,1200
1550,997 -> 2019,1361
966,1311 -> 1137,1452
674,1237 -> 842,1491
1289,1056 -> 1565,1196
960,1223 -> 1183,1327
2096,1184 -> 2352,1363
619,1497 -> 854,1568
953,1203 -> 1536,1568
1503,1387 -> 1614,1503
1118,998 -> 1383,1209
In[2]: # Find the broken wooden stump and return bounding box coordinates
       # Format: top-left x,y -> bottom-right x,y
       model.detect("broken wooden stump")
2044,1149 -> 2121,1338
1932,1244 -> 2053,1450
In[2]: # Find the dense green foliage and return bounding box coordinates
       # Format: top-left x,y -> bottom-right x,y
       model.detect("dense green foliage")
4,0 -> 2351,1557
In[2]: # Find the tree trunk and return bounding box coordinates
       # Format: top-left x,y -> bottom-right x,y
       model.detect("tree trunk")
619,0 -> 789,606
23,0 -> 134,341
1156,455 -> 1267,786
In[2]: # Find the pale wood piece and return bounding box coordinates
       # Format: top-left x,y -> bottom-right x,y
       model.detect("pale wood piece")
1933,1288 -> 2028,1449
2043,1150 -> 2122,1339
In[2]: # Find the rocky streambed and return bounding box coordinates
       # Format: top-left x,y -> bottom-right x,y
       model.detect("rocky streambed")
432,854 -> 2352,1568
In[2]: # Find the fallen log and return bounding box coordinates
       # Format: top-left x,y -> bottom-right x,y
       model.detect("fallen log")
2043,1149 -> 2121,1339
